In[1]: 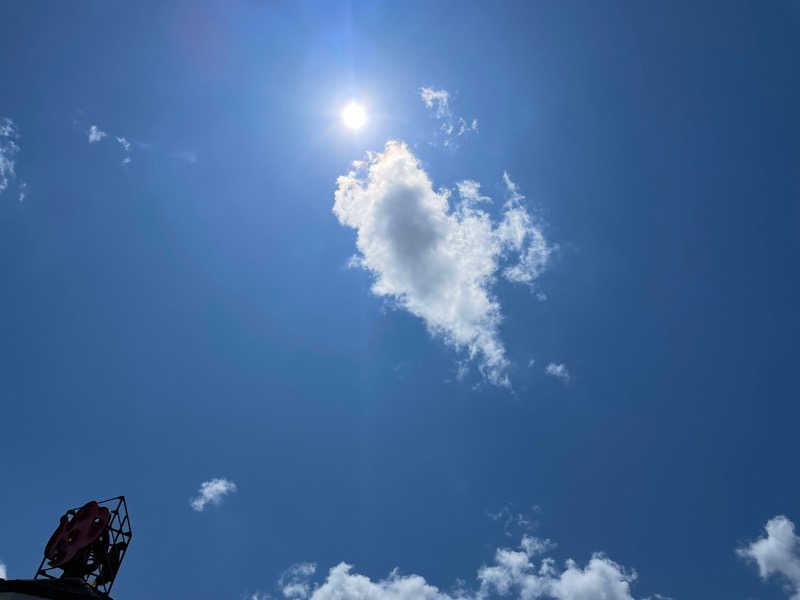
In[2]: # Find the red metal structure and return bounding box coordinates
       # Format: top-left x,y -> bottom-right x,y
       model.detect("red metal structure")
33,496 -> 132,597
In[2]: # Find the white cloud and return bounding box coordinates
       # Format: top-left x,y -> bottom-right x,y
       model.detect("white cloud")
0,119 -> 14,137
420,88 -> 451,119
488,505 -> 543,539
499,172 -> 552,286
190,477 -> 238,511
88,124 -> 106,143
0,118 -> 20,195
116,137 -> 132,166
308,564 -> 451,600
333,142 -> 552,386
545,363 -> 570,383
419,87 -> 478,146
83,124 -> 135,167
280,563 -> 317,600
739,515 -> 800,599
547,555 -> 637,600
0,559 -> 6,579
456,180 -> 491,208
276,535 -> 650,600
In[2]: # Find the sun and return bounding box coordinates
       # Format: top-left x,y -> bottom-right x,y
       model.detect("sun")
341,101 -> 367,130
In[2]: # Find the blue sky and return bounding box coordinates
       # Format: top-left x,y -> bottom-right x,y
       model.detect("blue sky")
1,1 -> 799,599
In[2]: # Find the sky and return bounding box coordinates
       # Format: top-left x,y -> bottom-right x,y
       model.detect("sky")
1,1 -> 799,599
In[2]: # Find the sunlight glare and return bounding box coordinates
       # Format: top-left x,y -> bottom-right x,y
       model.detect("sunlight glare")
341,102 -> 367,130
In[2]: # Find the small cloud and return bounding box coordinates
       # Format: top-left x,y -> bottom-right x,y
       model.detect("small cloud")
190,477 -> 238,511
419,87 -> 451,118
279,563 -> 317,600
115,137 -> 132,165
499,172 -> 553,288
419,87 -> 478,146
88,124 -> 106,143
18,181 -> 27,202
545,363 -> 570,383
0,559 -> 6,579
488,505 -> 544,538
528,358 -> 536,368
738,515 -> 800,598
0,117 -> 20,195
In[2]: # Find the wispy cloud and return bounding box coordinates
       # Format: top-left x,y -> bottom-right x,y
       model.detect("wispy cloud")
500,172 -> 552,287
0,118 -> 20,196
334,141 -> 552,386
1,118 -> 27,201
88,124 -> 107,143
115,137 -> 133,165
190,477 -> 238,511
488,504 -> 544,538
80,117 -> 195,167
171,150 -> 198,164
419,88 -> 451,119
280,563 -> 317,600
0,559 -> 6,579
269,533 -> 653,600
739,515 -> 800,599
545,363 -> 570,383
419,87 -> 478,146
